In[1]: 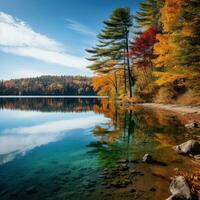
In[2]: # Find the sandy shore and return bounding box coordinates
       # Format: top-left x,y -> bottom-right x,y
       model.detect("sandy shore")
139,103 -> 200,115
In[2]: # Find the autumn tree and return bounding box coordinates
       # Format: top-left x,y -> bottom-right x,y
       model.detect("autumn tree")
128,27 -> 158,98
0,76 -> 96,96
86,7 -> 134,97
92,71 -> 119,96
153,0 -> 184,69
130,27 -> 157,69
172,0 -> 200,67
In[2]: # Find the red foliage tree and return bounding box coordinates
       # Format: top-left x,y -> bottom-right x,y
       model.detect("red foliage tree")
129,27 -> 158,68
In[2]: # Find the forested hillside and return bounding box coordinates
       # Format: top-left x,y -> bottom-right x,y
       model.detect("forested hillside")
0,76 -> 96,95
87,0 -> 200,105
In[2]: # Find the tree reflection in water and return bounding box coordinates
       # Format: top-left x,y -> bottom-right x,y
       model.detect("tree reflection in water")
0,98 -> 199,200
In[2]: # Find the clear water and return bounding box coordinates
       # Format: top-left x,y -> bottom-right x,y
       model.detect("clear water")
0,98 -> 199,200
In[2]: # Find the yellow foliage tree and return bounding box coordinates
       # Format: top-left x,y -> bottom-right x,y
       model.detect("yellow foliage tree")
153,0 -> 184,69
92,71 -> 119,96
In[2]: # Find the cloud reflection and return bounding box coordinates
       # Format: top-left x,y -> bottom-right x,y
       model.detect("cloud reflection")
0,114 -> 108,165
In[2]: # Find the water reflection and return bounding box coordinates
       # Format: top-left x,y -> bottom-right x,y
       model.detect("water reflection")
0,98 -> 109,165
0,98 -> 198,200
0,98 -> 101,112
0,114 -> 107,165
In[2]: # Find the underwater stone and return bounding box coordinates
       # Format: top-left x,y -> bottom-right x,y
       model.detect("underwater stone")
110,180 -> 121,188
130,159 -> 140,164
142,154 -> 153,163
117,159 -> 128,163
119,163 -> 128,171
185,121 -> 198,129
150,187 -> 156,192
194,154 -> 200,160
52,186 -> 62,193
129,188 -> 136,193
26,186 -> 37,194
123,178 -> 131,185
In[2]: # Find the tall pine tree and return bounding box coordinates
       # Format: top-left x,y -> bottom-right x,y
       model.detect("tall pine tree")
134,0 -> 163,29
86,8 -> 134,97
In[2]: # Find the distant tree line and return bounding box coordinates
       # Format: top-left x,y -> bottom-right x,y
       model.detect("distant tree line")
0,76 -> 96,95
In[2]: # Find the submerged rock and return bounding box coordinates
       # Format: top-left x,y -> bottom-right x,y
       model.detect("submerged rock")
124,178 -> 131,185
110,178 -> 131,188
130,159 -> 140,164
117,163 -> 129,171
150,187 -> 156,192
166,176 -> 191,200
185,121 -> 198,129
110,180 -> 121,188
142,154 -> 153,163
26,186 -> 37,194
117,159 -> 128,164
194,154 -> 200,160
10,191 -> 18,197
52,186 -> 61,193
129,188 -> 136,193
173,140 -> 200,155
0,190 -> 8,197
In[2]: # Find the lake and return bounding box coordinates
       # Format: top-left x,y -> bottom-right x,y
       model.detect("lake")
0,98 -> 199,200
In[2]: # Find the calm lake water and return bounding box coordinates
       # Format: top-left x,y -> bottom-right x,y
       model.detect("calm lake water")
0,98 -> 199,200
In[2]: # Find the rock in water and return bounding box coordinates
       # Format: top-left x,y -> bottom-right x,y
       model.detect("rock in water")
194,154 -> 200,160
173,140 -> 200,155
185,121 -> 198,129
117,159 -> 128,163
142,154 -> 153,163
166,176 -> 191,200
26,186 -> 37,194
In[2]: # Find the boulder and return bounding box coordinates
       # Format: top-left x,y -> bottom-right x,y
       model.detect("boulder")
166,176 -> 191,200
142,154 -> 153,163
173,140 -> 200,155
185,121 -> 198,129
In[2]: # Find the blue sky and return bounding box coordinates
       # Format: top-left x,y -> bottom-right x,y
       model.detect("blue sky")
0,0 -> 141,80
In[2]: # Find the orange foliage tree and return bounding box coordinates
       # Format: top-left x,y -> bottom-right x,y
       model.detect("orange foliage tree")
92,71 -> 119,96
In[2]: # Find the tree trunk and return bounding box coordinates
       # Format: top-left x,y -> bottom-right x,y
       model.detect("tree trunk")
125,31 -> 133,97
114,70 -> 118,96
123,48 -> 127,94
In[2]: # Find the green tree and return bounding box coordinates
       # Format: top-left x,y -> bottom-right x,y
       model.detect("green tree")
86,7 -> 134,97
134,0 -> 163,29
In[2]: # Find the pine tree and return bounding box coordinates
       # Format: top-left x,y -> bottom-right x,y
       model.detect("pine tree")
134,0 -> 163,29
86,8 -> 134,97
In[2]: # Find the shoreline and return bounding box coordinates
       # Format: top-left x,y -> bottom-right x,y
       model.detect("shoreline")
118,100 -> 200,124
138,103 -> 200,115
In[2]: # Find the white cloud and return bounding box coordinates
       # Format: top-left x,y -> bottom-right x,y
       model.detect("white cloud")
66,19 -> 96,37
0,12 -> 90,70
